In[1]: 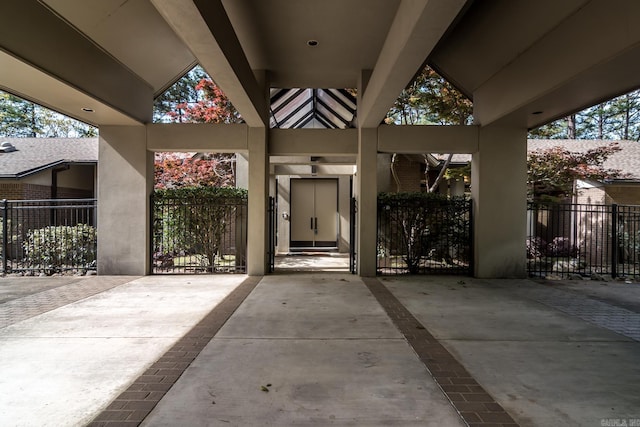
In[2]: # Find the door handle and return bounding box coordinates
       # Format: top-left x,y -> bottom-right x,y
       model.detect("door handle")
314,217 -> 318,231
310,217 -> 314,230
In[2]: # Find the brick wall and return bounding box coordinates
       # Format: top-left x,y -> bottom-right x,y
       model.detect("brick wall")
57,187 -> 93,199
0,183 -> 25,200
0,183 -> 51,200
0,183 -> 92,200
393,156 -> 423,192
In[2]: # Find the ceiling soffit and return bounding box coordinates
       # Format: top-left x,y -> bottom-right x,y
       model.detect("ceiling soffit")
41,0 -> 196,95
430,0 -> 591,95
222,0 -> 401,88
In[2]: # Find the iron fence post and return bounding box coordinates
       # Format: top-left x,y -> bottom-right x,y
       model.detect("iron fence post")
468,199 -> 474,277
350,197 -> 357,274
611,204 -> 618,278
2,199 -> 7,274
268,196 -> 275,273
149,193 -> 155,275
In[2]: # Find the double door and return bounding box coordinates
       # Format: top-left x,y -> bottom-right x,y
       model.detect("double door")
290,179 -> 338,248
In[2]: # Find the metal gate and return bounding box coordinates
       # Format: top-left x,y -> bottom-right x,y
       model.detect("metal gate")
151,192 -> 247,274
268,196 -> 276,273
376,195 -> 472,275
349,197 -> 357,274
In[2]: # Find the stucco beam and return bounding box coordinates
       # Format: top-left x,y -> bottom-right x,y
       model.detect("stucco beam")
269,129 -> 358,156
146,123 -> 248,152
151,0 -> 267,128
378,125 -> 478,154
358,0 -> 467,128
274,165 -> 355,176
474,1 -> 640,129
0,1 -> 153,124
0,51 -> 140,127
270,156 -> 356,166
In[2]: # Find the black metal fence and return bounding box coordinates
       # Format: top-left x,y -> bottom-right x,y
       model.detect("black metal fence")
527,202 -> 640,278
349,197 -> 357,274
151,193 -> 247,274
268,196 -> 276,273
1,199 -> 97,274
377,195 -> 472,275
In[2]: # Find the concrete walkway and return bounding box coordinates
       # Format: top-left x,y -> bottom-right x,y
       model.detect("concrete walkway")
0,273 -> 639,426
0,275 -> 247,426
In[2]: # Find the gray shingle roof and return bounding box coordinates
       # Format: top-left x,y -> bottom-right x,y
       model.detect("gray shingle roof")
527,140 -> 640,180
0,138 -> 98,178
433,139 -> 640,180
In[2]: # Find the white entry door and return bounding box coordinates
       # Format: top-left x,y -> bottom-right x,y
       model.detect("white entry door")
290,179 -> 338,248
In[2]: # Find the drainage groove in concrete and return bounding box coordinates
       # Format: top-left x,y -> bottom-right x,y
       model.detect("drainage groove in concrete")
87,275 -> 262,427
362,277 -> 520,427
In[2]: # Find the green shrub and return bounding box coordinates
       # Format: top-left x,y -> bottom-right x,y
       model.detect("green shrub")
152,186 -> 247,270
23,224 -> 97,271
377,192 -> 470,273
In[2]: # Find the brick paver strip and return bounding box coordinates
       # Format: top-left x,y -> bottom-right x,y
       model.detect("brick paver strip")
362,277 -> 520,427
0,276 -> 137,328
515,285 -> 640,342
88,275 -> 262,427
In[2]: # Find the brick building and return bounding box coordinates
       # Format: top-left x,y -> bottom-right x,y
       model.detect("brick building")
0,138 -> 97,200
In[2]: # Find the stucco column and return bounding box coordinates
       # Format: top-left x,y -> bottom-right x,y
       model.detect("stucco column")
247,127 -> 268,275
356,127 -> 378,276
472,125 -> 527,278
98,125 -> 152,275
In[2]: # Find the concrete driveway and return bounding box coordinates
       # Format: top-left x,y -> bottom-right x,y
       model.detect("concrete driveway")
0,273 -> 638,426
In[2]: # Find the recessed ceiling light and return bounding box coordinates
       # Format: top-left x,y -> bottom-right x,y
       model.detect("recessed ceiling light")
82,107 -> 94,113
307,40 -> 318,47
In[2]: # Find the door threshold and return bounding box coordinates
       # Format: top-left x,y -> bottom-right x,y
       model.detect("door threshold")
288,247 -> 339,253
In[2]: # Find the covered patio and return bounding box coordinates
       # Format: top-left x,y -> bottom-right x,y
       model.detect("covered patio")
2,1 -> 640,277
0,273 -> 638,425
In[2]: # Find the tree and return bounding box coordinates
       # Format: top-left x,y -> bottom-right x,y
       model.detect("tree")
153,65 -> 240,124
386,66 -> 473,126
153,66 -> 207,123
529,89 -> 640,141
0,90 -> 97,137
386,66 -> 473,193
527,143 -> 626,201
154,154 -> 234,189
171,78 -> 240,124
377,192 -> 470,273
153,66 -> 241,188
153,186 -> 247,271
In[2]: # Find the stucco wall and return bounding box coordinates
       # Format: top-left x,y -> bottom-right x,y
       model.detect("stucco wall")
605,185 -> 640,205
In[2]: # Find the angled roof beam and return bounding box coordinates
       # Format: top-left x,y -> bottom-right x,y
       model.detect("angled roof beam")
270,89 -> 291,107
290,110 -> 315,129
151,0 -> 267,127
316,99 -> 351,127
358,0 -> 468,128
278,97 -> 314,128
0,0 -> 153,124
314,112 -> 339,129
474,1 -> 640,129
324,89 -> 357,115
271,88 -> 308,116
